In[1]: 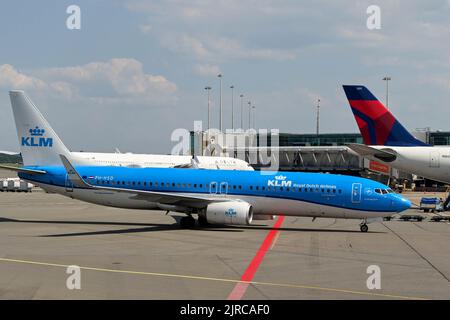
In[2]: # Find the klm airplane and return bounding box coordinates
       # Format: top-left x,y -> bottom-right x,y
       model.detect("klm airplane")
1,92 -> 411,232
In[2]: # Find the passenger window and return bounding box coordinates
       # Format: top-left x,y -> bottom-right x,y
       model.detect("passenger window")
256,186 -> 259,190
261,186 -> 265,191
280,187 -> 283,191
250,186 -> 253,190
161,182 -> 164,187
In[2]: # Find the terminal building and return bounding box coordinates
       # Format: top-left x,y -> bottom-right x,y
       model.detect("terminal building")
190,130 -> 450,186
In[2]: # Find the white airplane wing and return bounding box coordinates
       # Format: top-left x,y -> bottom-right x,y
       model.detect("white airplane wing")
59,155 -> 232,208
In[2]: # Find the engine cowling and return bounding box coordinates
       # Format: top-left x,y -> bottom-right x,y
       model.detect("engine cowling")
205,201 -> 253,225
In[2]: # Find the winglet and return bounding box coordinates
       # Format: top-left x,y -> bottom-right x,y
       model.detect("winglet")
59,155 -> 92,188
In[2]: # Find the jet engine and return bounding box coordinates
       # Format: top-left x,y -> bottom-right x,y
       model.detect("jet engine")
205,201 -> 253,225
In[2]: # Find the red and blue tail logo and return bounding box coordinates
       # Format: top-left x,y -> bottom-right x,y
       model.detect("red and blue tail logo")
342,85 -> 430,146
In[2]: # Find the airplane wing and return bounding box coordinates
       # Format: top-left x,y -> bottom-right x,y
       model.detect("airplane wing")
172,155 -> 200,169
59,155 -> 231,209
346,143 -> 397,162
0,164 -> 46,175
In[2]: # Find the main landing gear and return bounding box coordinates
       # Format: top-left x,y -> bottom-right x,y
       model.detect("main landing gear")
179,215 -> 210,228
180,216 -> 196,228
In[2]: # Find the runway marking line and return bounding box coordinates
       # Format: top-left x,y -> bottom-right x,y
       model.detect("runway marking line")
227,215 -> 285,300
0,256 -> 427,300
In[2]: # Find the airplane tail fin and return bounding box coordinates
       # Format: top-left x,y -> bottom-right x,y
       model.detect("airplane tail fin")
342,85 -> 429,146
9,90 -> 72,166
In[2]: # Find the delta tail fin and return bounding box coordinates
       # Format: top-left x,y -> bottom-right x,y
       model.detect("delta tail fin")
9,90 -> 72,166
342,85 -> 430,146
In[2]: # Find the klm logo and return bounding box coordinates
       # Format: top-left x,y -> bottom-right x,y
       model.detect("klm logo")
225,208 -> 237,217
21,126 -> 53,147
268,175 -> 292,187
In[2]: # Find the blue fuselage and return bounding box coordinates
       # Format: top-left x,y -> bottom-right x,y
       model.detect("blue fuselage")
19,166 -> 411,218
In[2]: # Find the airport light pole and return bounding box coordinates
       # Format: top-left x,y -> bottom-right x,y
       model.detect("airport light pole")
252,105 -> 256,129
248,101 -> 251,129
218,74 -> 223,131
230,85 -> 234,130
204,86 -> 212,131
316,98 -> 320,136
383,76 -> 391,109
240,94 -> 244,129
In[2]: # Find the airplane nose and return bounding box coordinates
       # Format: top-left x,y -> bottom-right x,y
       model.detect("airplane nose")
393,196 -> 411,212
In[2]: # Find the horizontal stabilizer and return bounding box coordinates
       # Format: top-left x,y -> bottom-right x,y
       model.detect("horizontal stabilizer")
346,143 -> 397,162
0,164 -> 46,175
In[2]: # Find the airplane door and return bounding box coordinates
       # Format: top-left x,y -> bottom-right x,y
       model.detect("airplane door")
429,151 -> 440,168
209,182 -> 218,194
220,182 -> 228,196
65,174 -> 73,192
351,183 -> 362,203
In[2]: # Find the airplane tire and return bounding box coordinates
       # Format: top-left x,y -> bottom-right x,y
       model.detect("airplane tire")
360,224 -> 368,232
198,216 -> 209,227
180,216 -> 196,228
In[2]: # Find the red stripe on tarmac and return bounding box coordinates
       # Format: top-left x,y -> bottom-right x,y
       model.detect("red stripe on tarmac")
227,215 -> 285,300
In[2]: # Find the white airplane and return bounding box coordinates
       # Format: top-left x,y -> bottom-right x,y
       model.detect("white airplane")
343,85 -> 450,184
7,91 -> 253,171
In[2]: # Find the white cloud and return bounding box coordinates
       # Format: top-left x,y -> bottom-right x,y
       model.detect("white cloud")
194,64 -> 221,77
139,24 -> 152,34
0,64 -> 46,90
160,33 -> 297,62
0,59 -> 178,105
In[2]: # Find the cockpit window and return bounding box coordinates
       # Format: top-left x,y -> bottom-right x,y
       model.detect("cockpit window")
375,188 -> 382,194
381,189 -> 388,194
387,189 -> 394,193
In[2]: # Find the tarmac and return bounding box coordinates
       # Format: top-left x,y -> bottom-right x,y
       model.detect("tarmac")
0,172 -> 449,299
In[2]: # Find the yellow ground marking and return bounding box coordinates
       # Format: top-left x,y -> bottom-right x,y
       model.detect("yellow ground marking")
0,257 -> 428,300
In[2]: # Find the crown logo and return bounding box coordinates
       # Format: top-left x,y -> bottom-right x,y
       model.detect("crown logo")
29,126 -> 45,136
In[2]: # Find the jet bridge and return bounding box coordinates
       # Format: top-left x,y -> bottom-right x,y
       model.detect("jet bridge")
217,146 -> 364,173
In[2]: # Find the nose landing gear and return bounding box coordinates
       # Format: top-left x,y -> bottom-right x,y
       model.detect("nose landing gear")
360,223 -> 369,232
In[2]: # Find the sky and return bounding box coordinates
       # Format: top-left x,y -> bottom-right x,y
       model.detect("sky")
1,0 -> 450,154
